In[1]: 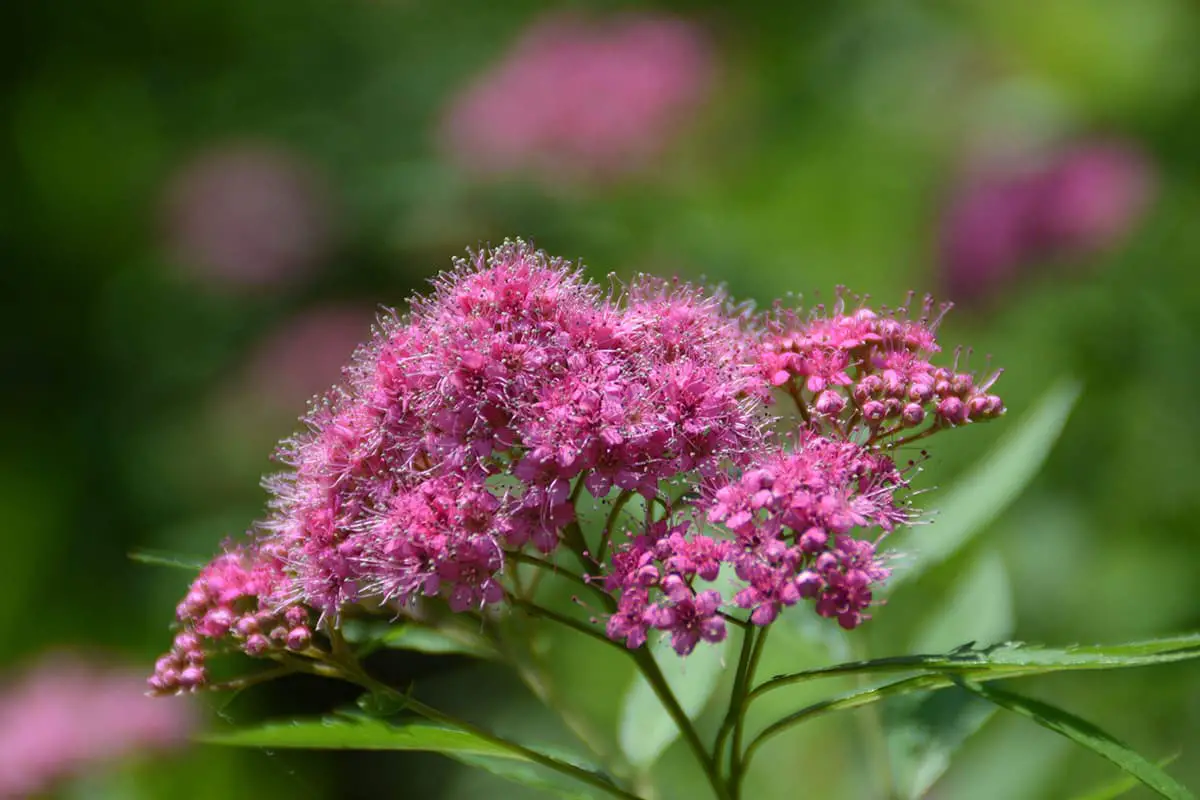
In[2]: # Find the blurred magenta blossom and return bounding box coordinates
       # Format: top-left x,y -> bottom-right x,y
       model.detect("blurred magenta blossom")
236,305 -> 378,413
440,11 -> 714,185
0,653 -> 193,796
938,139 -> 1155,304
162,143 -> 334,291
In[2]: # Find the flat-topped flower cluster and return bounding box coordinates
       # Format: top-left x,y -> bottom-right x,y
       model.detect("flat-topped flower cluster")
150,241 -> 1003,693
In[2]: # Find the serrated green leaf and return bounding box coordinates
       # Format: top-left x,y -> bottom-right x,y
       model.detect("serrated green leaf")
128,548 -> 208,571
957,680 -> 1195,800
618,632 -> 728,769
754,633 -> 1200,698
888,379 -> 1081,590
888,550 -> 1014,799
205,715 -> 627,799
204,716 -> 517,756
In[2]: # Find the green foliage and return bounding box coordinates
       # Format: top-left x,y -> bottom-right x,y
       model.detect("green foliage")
886,549 -> 1015,798
205,715 -> 516,755
887,379 -> 1082,590
206,714 -> 619,799
618,632 -> 729,770
957,681 -> 1195,800
342,619 -> 500,661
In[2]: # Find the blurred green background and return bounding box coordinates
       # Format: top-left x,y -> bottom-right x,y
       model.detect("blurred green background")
3,0 -> 1197,798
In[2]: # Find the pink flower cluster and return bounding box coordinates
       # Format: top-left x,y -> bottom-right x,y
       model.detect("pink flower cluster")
150,544 -> 312,694
1,654 -> 193,796
152,241 -> 1004,688
440,11 -> 714,185
939,139 -> 1154,304
759,299 -> 1004,430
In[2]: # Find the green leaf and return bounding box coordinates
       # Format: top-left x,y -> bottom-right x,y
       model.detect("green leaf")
908,549 -> 1014,654
204,716 -> 516,756
1069,754 -> 1181,800
957,680 -> 1195,800
618,632 -> 728,769
888,550 -> 1014,799
887,379 -> 1081,590
754,633 -> 1200,698
450,753 -> 597,800
128,548 -> 207,571
205,715 -> 624,799
342,619 -> 499,660
885,687 -> 997,800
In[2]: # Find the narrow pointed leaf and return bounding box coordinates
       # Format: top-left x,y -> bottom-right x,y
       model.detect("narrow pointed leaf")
204,717 -> 515,755
888,379 -> 1081,590
451,753 -> 597,800
128,549 -> 207,572
1069,754 -> 1180,800
205,716 -> 629,799
957,680 -> 1194,800
755,633 -> 1200,699
888,550 -> 1014,799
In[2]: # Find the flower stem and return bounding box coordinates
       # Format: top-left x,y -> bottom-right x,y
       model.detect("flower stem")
712,626 -> 757,772
321,629 -> 647,800
728,626 -> 770,797
596,490 -> 635,564
629,645 -> 733,800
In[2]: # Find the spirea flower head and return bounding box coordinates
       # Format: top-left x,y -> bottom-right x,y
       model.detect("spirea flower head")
440,11 -> 714,185
3,654 -> 193,797
151,240 -> 1005,691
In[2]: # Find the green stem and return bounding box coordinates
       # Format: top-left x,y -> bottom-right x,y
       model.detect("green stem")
629,646 -> 732,800
737,675 -> 939,795
507,551 -> 612,608
596,490 -> 635,564
511,597 -> 623,650
784,378 -> 812,424
562,519 -> 601,576
713,627 -> 757,774
322,630 -> 647,800
500,603 -> 629,782
728,626 -> 770,796
514,597 -> 729,799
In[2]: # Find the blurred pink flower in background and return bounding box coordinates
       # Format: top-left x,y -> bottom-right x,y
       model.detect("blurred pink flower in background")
162,142 -> 335,291
0,653 -> 194,797
235,305 -> 375,412
938,139 -> 1154,305
440,11 -> 715,185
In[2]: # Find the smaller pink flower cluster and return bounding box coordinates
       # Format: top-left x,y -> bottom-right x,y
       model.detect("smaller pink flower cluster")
149,545 -> 313,694
441,11 -> 714,185
0,654 -> 193,797
939,139 -> 1154,304
759,301 -> 1004,432
606,431 -> 909,656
